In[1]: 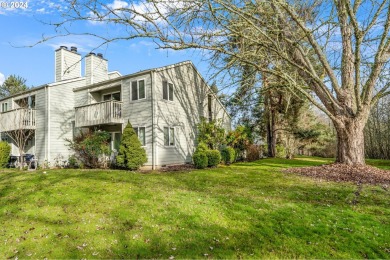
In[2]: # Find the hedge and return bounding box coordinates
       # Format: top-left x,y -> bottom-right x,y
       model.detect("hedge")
0,141 -> 11,168
193,151 -> 208,169
221,147 -> 236,165
206,150 -> 221,167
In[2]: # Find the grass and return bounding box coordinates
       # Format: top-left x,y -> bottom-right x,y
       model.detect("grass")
0,157 -> 389,259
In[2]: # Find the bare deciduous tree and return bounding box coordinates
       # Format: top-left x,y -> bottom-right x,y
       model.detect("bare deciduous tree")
0,98 -> 35,169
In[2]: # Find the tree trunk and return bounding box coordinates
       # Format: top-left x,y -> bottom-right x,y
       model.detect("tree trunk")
334,119 -> 365,165
18,147 -> 24,170
266,108 -> 276,157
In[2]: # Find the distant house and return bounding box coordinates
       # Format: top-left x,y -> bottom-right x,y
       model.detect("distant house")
0,47 -> 230,169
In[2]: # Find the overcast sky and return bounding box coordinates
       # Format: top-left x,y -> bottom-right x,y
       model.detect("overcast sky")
0,0 -> 210,87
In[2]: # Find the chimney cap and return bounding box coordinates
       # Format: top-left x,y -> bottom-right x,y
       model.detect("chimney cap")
70,46 -> 78,53
87,52 -> 96,56
56,46 -> 68,51
97,53 -> 103,58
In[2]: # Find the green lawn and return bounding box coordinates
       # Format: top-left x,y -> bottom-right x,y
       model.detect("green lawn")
0,157 -> 389,258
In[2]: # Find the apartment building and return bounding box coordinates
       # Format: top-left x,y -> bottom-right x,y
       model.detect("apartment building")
0,47 -> 230,169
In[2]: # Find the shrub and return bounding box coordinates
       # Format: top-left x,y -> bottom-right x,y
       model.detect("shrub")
276,145 -> 286,158
246,144 -> 262,162
116,122 -> 147,170
67,155 -> 79,169
221,147 -> 235,165
0,141 -> 11,168
66,130 -> 111,168
226,125 -> 252,160
196,142 -> 209,152
206,149 -> 221,167
196,118 -> 226,150
193,151 -> 208,169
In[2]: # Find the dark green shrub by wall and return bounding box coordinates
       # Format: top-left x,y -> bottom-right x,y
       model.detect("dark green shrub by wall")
196,142 -> 209,152
221,147 -> 236,165
116,122 -> 147,170
0,141 -> 11,168
193,152 -> 208,169
206,150 -> 221,167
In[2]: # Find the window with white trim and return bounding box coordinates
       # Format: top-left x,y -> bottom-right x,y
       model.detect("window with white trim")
131,80 -> 145,101
134,127 -> 146,146
108,132 -> 122,151
163,81 -> 174,101
164,127 -> 175,146
1,102 -> 8,112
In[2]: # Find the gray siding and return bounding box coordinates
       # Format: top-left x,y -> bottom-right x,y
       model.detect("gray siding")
34,88 -> 47,161
47,79 -> 84,163
121,74 -> 153,166
74,87 -> 89,107
154,63 -> 230,166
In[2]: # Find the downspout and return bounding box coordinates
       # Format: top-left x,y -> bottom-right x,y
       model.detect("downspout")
47,85 -> 51,162
44,85 -> 48,161
151,70 -> 157,170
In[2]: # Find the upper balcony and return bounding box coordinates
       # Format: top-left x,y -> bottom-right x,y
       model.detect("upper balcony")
0,108 -> 36,132
75,100 -> 123,128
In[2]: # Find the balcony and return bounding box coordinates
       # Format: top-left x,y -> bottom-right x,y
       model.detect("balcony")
0,108 -> 36,132
75,100 -> 123,127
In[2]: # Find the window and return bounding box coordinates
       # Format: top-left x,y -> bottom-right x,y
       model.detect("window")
103,92 -> 121,101
164,127 -> 175,146
134,127 -> 146,146
114,133 -> 122,150
1,102 -> 8,112
1,133 -> 9,142
208,94 -> 213,122
131,80 -> 145,101
108,132 -> 122,151
163,81 -> 174,101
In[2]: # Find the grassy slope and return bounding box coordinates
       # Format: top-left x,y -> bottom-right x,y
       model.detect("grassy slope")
0,157 -> 389,259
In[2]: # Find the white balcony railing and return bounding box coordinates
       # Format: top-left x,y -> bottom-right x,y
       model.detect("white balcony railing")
75,100 -> 123,127
0,108 -> 36,132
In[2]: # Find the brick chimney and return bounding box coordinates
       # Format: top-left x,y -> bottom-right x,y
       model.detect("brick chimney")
55,46 -> 81,82
85,52 -> 108,85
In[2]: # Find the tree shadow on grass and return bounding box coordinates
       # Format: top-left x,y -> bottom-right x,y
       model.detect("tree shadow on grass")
0,167 -> 389,258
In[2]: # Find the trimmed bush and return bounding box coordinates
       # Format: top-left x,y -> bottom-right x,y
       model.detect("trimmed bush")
221,147 -> 236,165
193,151 -> 208,169
206,149 -> 221,167
0,141 -> 11,168
196,142 -> 209,152
116,122 -> 147,170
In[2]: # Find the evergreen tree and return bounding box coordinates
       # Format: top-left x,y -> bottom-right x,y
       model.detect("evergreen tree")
116,122 -> 147,170
0,75 -> 29,98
